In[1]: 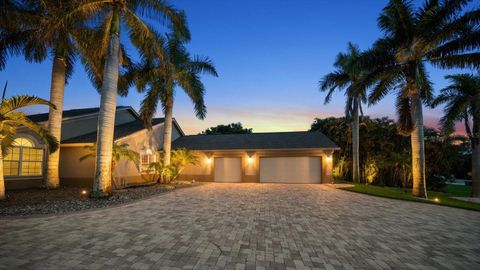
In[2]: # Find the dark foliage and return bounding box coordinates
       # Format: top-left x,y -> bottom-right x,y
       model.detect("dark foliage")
201,122 -> 252,135
311,117 -> 470,190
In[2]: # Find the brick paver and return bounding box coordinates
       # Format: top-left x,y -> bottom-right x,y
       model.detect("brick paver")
1,183 -> 479,269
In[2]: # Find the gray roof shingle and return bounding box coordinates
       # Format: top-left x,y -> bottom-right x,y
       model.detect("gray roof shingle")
62,118 -> 164,144
172,131 -> 339,150
27,106 -> 130,122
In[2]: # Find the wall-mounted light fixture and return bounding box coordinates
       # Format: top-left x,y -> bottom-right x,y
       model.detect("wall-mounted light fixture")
246,151 -> 255,164
325,150 -> 333,162
205,152 -> 213,165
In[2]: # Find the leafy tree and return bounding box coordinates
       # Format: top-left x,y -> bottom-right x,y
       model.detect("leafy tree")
80,142 -> 139,189
132,36 -> 217,169
319,42 -> 371,183
85,0 -> 190,197
0,96 -> 59,200
201,122 -> 252,135
364,0 -> 479,198
310,117 -> 468,190
432,73 -> 480,196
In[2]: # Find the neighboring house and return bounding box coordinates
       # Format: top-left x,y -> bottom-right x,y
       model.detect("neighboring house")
5,106 -> 183,190
5,106 -> 338,190
172,132 -> 338,184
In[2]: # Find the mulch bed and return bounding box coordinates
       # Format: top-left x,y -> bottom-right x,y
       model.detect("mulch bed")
0,182 -> 194,217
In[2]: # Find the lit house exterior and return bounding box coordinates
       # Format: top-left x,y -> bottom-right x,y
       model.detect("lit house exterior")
6,106 -> 338,190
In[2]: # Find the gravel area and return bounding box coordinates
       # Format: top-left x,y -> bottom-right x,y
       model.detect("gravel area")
0,182 -> 195,217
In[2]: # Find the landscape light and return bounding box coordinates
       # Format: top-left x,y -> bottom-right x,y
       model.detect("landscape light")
433,198 -> 440,203
81,190 -> 88,195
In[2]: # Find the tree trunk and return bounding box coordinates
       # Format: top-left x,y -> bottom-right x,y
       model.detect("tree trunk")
46,57 -> 66,189
0,143 -> 5,200
410,94 -> 427,198
162,97 -> 173,167
352,96 -> 360,183
92,26 -> 120,198
471,105 -> 480,197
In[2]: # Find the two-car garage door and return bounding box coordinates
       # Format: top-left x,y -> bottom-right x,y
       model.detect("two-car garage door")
214,156 -> 322,183
259,157 -> 321,184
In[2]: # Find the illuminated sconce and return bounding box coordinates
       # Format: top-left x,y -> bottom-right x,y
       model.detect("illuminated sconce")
246,151 -> 255,164
326,155 -> 332,162
205,152 -> 213,165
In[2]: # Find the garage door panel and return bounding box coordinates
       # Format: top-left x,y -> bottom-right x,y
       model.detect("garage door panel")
260,157 -> 321,183
214,157 -> 242,182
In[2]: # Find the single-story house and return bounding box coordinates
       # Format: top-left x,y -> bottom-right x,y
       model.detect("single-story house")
5,106 -> 338,190
172,132 -> 338,184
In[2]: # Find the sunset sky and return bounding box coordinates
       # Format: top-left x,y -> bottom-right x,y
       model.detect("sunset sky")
2,0 -> 476,134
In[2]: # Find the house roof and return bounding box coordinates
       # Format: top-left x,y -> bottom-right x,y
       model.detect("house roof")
171,131 -> 339,151
27,106 -> 131,122
62,118 -> 165,144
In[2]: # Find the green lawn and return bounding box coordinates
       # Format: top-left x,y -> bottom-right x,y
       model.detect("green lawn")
339,183 -> 480,212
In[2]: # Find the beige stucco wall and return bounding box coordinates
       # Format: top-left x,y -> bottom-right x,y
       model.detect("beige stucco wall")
178,149 -> 335,184
58,121 -> 183,188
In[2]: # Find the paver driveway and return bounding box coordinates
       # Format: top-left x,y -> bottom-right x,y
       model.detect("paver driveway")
1,183 -> 479,270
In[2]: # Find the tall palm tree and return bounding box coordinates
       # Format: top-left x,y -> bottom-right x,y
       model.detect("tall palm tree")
432,73 -> 480,197
0,96 -> 58,200
84,1 -> 190,197
8,1 -> 110,189
133,37 -> 217,167
365,0 -> 479,198
80,142 -> 139,189
320,42 -> 369,183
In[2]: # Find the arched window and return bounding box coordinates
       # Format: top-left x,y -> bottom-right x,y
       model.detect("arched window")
13,138 -> 35,147
4,137 -> 44,177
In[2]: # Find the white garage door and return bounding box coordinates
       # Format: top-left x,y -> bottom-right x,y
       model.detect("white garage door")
260,157 -> 321,183
214,158 -> 242,182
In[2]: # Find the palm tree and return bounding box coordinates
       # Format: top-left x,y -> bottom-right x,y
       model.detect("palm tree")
365,0 -> 479,198
7,1 -> 113,189
133,37 -> 217,168
320,42 -> 369,183
432,73 -> 480,197
0,96 -> 58,200
80,142 -> 139,189
84,1 -> 190,197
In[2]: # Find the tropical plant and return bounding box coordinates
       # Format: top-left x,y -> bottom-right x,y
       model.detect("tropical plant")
319,42 -> 371,183
0,0 -> 28,70
148,148 -> 198,183
133,36 -> 217,169
432,73 -> 480,196
0,95 -> 59,200
80,142 -> 139,189
311,116 -> 468,189
3,1 -> 118,189
364,0 -> 479,198
201,122 -> 252,135
87,0 -> 190,197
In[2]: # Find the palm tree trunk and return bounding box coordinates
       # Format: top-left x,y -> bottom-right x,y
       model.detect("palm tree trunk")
46,57 -> 66,189
92,18 -> 120,197
352,96 -> 360,183
411,93 -> 427,198
162,97 -> 173,167
0,142 -> 5,200
471,106 -> 480,197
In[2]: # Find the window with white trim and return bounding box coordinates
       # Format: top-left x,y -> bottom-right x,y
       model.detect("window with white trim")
4,138 -> 44,177
140,153 -> 156,173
